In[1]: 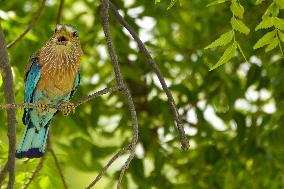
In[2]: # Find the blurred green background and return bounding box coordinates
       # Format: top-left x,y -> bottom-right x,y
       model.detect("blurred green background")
1,0 -> 284,188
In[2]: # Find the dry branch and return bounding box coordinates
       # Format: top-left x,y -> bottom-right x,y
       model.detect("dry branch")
56,0 -> 65,24
0,0 -> 188,188
96,1 -> 139,188
21,157 -> 46,189
85,145 -> 130,189
109,2 -> 189,150
6,0 -> 47,49
0,86 -> 120,111
49,147 -> 68,189
0,23 -> 17,189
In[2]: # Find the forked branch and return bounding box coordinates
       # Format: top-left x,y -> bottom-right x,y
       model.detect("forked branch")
0,23 -> 17,189
86,0 -> 139,188
0,0 -> 188,188
109,2 -> 189,150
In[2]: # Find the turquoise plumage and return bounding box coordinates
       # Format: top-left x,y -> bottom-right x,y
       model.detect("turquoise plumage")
16,24 -> 83,158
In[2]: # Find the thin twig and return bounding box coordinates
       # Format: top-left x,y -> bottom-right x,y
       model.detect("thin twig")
0,162 -> 8,187
6,0 -> 47,49
0,86 -> 120,110
85,145 -> 130,189
0,23 -> 16,189
116,87 -> 138,189
49,147 -> 68,189
87,1 -> 139,188
101,1 -> 123,87
75,86 -> 121,107
109,2 -> 189,150
56,0 -> 65,24
21,156 -> 46,189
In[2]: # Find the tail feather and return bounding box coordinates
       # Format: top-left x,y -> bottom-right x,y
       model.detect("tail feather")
16,120 -> 50,158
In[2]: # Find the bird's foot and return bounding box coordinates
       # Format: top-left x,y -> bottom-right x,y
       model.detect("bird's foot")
37,102 -> 48,112
60,102 -> 75,116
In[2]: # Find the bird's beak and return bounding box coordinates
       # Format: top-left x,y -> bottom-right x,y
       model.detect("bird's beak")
56,35 -> 69,46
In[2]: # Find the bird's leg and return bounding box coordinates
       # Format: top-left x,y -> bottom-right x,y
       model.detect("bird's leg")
37,102 -> 48,112
60,102 -> 75,116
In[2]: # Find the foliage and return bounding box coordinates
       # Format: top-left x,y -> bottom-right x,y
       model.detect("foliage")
1,0 -> 284,188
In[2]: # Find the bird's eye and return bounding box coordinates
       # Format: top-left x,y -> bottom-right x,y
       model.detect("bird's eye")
54,28 -> 57,33
72,31 -> 78,37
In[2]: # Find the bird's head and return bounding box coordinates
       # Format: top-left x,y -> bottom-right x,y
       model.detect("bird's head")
53,24 -> 79,46
40,24 -> 83,67
43,24 -> 82,55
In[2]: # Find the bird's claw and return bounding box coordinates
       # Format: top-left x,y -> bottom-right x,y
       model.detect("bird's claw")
37,102 -> 48,112
60,102 -> 75,116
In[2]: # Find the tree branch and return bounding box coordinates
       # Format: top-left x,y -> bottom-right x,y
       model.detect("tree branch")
86,0 -> 139,188
109,2 -> 189,150
49,145 -> 68,189
21,156 -> 46,189
56,0 -> 65,24
6,0 -> 47,49
0,1 -> 187,189
85,145 -> 130,189
0,86 -> 120,111
0,23 -> 16,189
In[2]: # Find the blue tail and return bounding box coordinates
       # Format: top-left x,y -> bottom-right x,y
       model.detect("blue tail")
16,120 -> 50,158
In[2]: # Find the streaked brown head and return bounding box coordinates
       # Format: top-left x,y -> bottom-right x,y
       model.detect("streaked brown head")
39,24 -> 83,70
54,24 -> 79,46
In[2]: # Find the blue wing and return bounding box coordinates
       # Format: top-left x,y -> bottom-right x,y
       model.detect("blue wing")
69,70 -> 80,99
22,55 -> 41,124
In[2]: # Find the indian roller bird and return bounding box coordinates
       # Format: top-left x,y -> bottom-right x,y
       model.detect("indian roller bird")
16,24 -> 83,158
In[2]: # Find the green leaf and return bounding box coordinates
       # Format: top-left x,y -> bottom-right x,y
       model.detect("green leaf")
263,3 -> 279,18
155,0 -> 161,4
253,30 -> 276,49
230,0 -> 244,19
278,30 -> 284,42
231,17 -> 250,35
205,30 -> 233,49
0,75 -> 2,87
256,0 -> 266,5
274,0 -> 284,9
210,43 -> 237,71
207,0 -> 229,7
273,17 -> 284,30
255,17 -> 274,30
265,37 -> 279,52
167,0 -> 177,10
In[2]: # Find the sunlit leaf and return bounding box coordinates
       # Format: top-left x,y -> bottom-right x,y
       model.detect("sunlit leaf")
255,17 -> 274,30
256,0 -> 266,5
167,0 -> 177,10
205,30 -> 233,49
278,30 -> 284,42
265,37 -> 279,52
0,75 -> 2,87
253,30 -> 276,49
210,43 -> 237,71
230,0 -> 244,19
207,0 -> 229,7
262,2 -> 279,18
274,0 -> 284,9
273,17 -> 284,30
231,17 -> 250,35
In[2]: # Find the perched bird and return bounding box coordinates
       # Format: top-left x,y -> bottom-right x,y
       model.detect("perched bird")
16,24 -> 83,158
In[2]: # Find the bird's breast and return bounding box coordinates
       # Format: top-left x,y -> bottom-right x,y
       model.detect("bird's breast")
37,41 -> 82,99
36,64 -> 77,98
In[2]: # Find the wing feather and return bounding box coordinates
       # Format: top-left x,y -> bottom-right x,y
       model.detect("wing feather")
22,55 -> 41,124
70,70 -> 80,99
